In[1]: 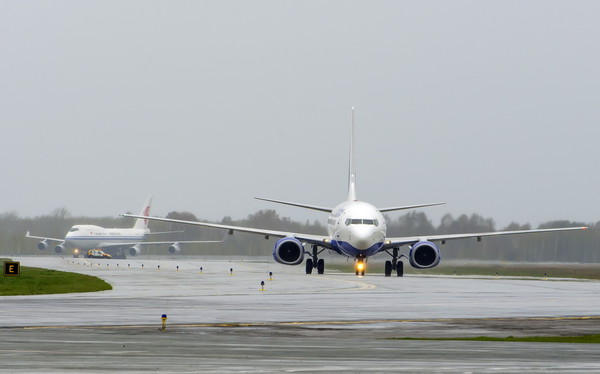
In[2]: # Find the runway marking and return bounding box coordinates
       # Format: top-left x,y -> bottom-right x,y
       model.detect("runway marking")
316,274 -> 377,291
12,315 -> 600,331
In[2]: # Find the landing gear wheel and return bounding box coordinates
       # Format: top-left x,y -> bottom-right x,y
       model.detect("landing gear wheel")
305,259 -> 313,274
396,261 -> 404,277
384,261 -> 392,277
317,259 -> 325,274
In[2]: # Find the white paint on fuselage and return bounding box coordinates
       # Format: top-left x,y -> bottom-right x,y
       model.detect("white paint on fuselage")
327,200 -> 386,256
64,224 -> 148,250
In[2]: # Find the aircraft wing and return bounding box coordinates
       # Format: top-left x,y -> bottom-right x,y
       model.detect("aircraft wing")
121,214 -> 331,247
25,231 -> 64,243
384,226 -> 588,249
98,240 -> 224,249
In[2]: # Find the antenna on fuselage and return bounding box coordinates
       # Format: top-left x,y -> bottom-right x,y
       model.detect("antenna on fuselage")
347,106 -> 357,202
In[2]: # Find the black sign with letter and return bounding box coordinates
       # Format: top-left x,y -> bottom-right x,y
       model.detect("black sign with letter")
3,261 -> 20,276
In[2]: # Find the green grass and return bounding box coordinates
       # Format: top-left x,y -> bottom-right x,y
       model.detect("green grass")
391,334 -> 600,344
326,262 -> 600,280
1,260 -> 112,296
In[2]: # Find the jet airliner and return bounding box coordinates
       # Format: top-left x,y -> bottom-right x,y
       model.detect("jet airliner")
123,110 -> 587,276
27,197 -> 221,258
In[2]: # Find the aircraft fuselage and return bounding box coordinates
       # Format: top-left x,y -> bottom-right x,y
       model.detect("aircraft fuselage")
327,200 -> 386,258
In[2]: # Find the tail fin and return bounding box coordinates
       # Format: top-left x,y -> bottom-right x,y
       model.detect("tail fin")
133,196 -> 152,230
347,107 -> 357,201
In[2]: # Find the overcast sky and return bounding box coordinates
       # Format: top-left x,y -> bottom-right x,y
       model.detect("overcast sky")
1,1 -> 598,229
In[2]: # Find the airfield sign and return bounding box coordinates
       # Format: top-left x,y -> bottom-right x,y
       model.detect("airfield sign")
3,261 -> 20,276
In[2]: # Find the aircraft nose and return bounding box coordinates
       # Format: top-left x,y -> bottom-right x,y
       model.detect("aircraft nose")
350,226 -> 376,250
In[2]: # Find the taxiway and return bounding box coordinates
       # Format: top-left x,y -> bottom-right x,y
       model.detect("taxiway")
1,256 -> 599,372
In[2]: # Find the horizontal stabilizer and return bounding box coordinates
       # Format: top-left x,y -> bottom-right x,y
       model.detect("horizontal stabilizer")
379,202 -> 446,213
255,197 -> 333,213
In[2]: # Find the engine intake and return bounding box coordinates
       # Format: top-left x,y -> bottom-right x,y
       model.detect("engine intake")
168,242 -> 181,254
54,244 -> 66,254
273,237 -> 304,265
37,240 -> 49,251
409,241 -> 441,269
128,245 -> 142,257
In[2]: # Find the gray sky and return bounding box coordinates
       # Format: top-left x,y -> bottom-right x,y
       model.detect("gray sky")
1,1 -> 598,228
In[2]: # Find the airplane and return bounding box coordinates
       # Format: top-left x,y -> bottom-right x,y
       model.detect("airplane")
122,109 -> 587,276
26,197 -> 221,258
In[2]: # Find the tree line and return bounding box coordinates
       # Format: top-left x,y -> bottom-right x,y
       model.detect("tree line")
1,208 -> 597,263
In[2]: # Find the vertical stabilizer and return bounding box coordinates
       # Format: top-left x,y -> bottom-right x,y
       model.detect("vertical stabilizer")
133,196 -> 152,230
347,107 -> 357,201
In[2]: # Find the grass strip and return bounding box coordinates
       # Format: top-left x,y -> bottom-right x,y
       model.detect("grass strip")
390,334 -> 600,344
326,263 -> 600,280
1,262 -> 112,296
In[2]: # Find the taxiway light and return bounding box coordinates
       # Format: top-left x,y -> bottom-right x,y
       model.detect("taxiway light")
269,271 -> 273,281
230,268 -> 233,275
160,314 -> 168,331
260,281 -> 265,291
200,267 -> 203,274
177,266 -> 179,272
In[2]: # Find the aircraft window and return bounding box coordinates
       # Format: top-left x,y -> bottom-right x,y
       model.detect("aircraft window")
345,219 -> 351,226
69,227 -> 79,232
363,219 -> 374,225
374,220 -> 379,227
351,219 -> 362,225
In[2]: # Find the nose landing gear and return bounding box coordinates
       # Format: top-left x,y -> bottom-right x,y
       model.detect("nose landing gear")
355,255 -> 366,276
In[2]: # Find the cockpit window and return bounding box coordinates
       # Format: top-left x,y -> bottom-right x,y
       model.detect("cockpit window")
69,227 -> 79,232
345,219 -> 379,226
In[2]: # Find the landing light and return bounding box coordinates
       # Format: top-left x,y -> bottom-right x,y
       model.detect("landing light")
356,262 -> 365,271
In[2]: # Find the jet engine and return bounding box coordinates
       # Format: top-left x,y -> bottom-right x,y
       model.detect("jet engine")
272,237 -> 304,265
128,245 -> 142,256
168,242 -> 181,254
409,241 -> 441,269
54,244 -> 66,254
37,240 -> 49,251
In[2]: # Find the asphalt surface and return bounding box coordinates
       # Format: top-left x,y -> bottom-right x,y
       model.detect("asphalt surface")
1,256 -> 599,372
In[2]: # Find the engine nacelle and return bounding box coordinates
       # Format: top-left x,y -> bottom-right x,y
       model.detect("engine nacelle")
54,244 -> 66,254
409,241 -> 441,269
168,242 -> 181,254
37,240 -> 49,251
272,237 -> 304,265
128,245 -> 142,257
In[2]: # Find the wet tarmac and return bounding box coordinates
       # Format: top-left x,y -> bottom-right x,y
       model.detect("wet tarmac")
1,256 -> 599,372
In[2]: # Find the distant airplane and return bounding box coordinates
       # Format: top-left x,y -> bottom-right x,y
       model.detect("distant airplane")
123,109 -> 587,276
27,197 -> 221,258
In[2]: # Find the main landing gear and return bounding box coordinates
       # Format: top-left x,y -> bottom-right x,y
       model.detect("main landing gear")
306,245 -> 325,275
384,247 -> 404,277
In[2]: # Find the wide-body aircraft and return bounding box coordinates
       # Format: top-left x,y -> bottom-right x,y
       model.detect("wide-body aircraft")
123,110 -> 587,275
27,197 -> 220,258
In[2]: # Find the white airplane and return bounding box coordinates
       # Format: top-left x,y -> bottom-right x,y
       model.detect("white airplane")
26,197 -> 221,258
123,109 -> 587,276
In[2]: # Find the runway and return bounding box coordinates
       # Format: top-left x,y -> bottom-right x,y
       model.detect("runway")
1,256 -> 599,372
